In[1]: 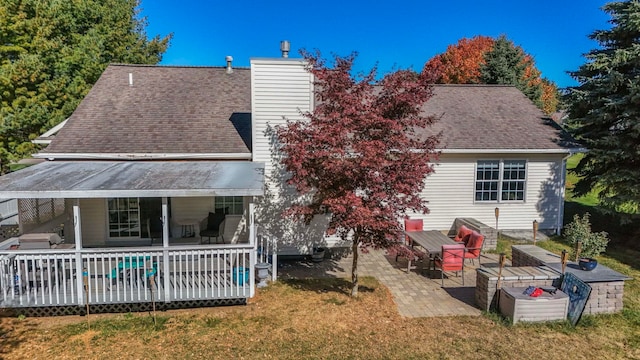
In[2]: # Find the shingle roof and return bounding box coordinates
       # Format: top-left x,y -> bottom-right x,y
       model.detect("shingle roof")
43,67 -> 571,156
43,64 -> 252,155
423,85 -> 573,152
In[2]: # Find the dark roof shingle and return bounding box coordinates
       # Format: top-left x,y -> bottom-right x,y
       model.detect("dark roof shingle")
423,85 -> 573,152
44,64 -> 252,155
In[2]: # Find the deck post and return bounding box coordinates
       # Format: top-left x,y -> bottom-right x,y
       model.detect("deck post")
249,203 -> 256,297
162,198 -> 171,302
272,237 -> 278,282
73,202 -> 84,306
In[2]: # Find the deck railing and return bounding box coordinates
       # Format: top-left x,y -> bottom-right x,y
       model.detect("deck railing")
0,244 -> 254,308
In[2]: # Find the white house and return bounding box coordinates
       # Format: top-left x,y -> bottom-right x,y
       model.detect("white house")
0,47 -> 576,311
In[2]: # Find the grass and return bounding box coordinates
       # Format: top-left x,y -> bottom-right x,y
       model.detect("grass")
565,153 -> 600,207
1,267 -> 639,359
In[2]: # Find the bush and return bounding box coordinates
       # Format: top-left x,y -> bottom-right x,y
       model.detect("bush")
564,213 -> 609,259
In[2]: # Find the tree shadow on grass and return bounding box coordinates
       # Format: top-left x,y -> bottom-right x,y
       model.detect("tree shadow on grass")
280,278 -> 376,296
0,309 -> 38,358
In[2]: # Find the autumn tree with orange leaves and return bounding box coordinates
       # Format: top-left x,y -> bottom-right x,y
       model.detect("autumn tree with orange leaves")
424,36 -> 494,84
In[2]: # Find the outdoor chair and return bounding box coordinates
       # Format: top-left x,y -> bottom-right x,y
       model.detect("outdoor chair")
433,244 -> 465,286
395,218 -> 424,270
199,212 -> 226,244
464,231 -> 485,266
146,217 -> 163,245
453,224 -> 473,245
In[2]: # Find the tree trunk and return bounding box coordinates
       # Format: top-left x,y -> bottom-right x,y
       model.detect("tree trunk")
351,235 -> 359,297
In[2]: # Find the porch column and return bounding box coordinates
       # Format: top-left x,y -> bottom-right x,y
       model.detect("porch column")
162,197 -> 171,302
73,201 -> 85,305
249,203 -> 255,297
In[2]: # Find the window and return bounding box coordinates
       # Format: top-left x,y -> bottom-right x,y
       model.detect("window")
108,198 -> 140,238
107,198 -> 164,239
475,160 -> 526,202
501,160 -> 526,201
214,196 -> 244,215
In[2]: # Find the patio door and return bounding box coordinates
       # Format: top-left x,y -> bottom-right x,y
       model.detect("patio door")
107,197 -> 165,240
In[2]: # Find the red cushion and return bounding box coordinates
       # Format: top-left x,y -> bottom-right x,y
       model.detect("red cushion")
464,232 -> 484,258
404,218 -> 423,232
436,244 -> 464,271
453,225 -> 473,243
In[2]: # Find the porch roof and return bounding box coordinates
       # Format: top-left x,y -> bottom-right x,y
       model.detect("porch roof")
0,161 -> 265,198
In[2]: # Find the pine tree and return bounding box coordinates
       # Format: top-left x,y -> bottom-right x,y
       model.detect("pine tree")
565,0 -> 640,214
480,36 -> 543,109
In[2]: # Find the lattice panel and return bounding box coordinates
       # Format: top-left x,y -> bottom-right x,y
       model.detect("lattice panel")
18,198 -> 67,233
0,225 -> 19,240
7,299 -> 247,317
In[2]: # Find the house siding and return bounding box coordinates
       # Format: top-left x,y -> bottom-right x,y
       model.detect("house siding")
251,59 -> 313,173
80,198 -> 106,246
412,153 -> 565,232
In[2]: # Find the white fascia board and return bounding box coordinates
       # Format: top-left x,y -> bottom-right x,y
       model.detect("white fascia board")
33,152 -> 253,160
4,189 -> 264,199
31,119 -> 69,144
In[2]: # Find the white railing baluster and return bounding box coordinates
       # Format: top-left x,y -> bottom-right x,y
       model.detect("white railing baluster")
0,244 -> 254,308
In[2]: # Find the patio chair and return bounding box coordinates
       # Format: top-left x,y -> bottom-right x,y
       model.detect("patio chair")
433,244 -> 465,286
464,231 -> 485,266
199,212 -> 226,244
453,225 -> 473,245
395,218 -> 424,270
146,217 -> 163,245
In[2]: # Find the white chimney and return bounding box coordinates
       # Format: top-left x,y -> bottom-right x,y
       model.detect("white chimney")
280,40 -> 290,58
226,56 -> 233,73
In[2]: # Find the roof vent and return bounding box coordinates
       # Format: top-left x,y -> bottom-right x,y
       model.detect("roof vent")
225,56 -> 233,73
280,40 -> 290,58
128,73 -> 133,86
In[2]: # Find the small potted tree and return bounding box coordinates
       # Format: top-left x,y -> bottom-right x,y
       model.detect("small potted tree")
564,213 -> 609,271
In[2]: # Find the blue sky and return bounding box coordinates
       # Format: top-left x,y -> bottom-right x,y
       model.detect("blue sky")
141,1 -> 610,88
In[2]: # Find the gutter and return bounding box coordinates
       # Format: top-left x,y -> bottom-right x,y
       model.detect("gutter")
33,152 -> 253,161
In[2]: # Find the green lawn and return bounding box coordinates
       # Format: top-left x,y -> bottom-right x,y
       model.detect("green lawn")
565,153 -> 600,207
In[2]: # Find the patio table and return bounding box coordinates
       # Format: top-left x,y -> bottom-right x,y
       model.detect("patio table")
401,230 -> 457,273
405,230 -> 457,258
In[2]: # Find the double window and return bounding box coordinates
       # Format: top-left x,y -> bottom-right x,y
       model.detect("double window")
107,198 -> 163,238
475,160 -> 526,202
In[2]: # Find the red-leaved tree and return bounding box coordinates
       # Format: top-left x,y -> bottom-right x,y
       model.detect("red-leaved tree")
277,51 -> 441,297
423,36 -> 495,84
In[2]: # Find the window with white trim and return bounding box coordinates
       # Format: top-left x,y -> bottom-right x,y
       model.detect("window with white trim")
475,160 -> 526,202
108,198 -> 140,238
214,196 -> 244,215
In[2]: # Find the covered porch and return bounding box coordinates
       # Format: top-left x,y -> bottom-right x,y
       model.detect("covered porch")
0,160 -> 275,312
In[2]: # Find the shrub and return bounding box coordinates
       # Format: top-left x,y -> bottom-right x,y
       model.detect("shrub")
564,213 -> 609,259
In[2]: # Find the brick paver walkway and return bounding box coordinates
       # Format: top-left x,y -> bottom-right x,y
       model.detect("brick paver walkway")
278,249 -> 504,318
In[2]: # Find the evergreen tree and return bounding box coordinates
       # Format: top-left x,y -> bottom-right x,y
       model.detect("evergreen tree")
480,36 -> 543,108
0,0 -> 171,172
566,0 -> 640,214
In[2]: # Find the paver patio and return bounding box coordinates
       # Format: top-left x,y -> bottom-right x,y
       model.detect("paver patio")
278,248 -> 508,318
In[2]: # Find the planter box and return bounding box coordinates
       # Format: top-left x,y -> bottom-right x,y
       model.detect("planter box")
499,287 -> 569,324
